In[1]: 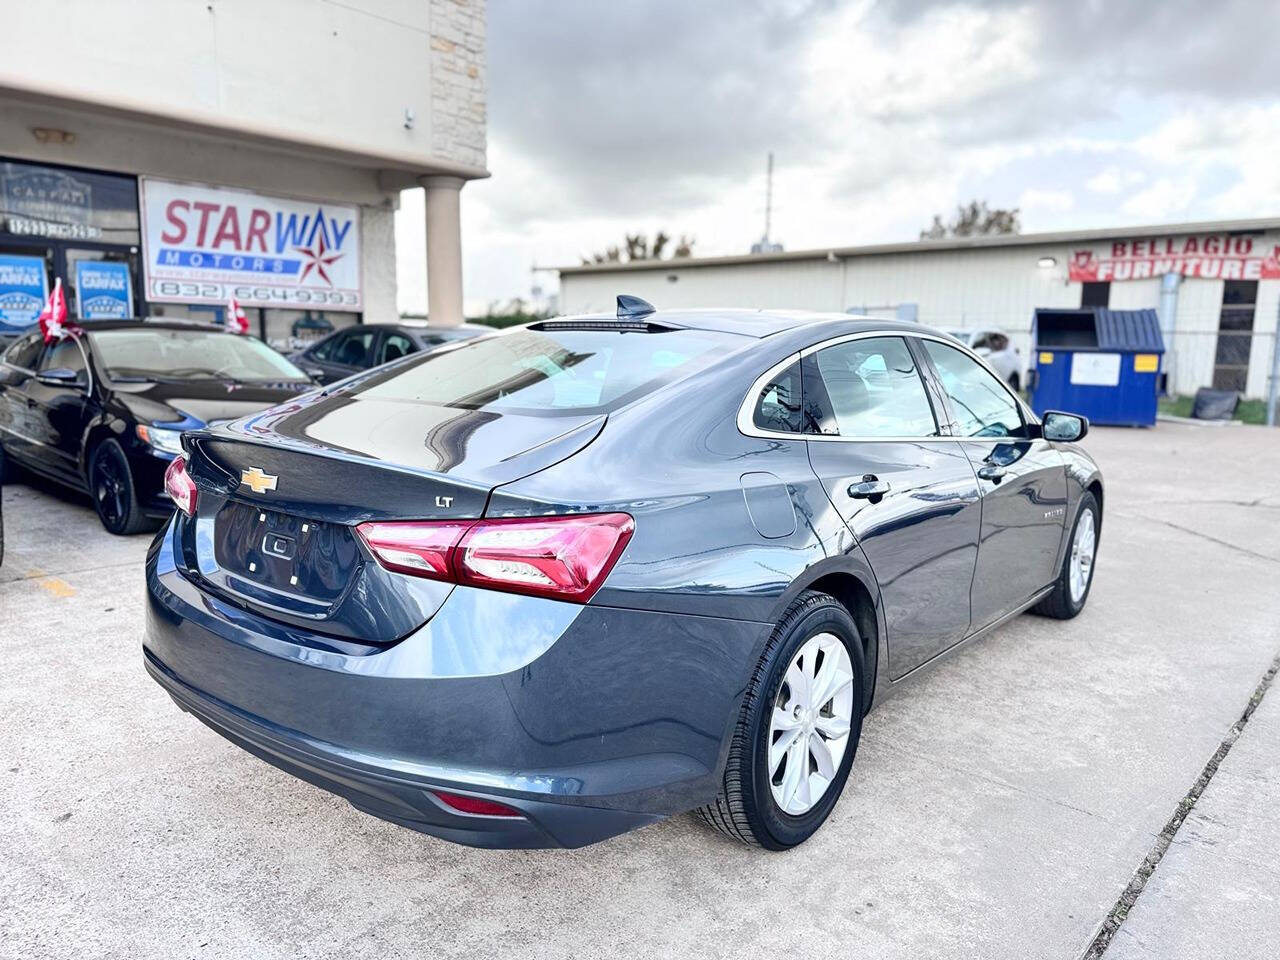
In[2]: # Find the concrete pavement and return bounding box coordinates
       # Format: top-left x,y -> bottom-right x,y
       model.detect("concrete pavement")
1,422 -> 1278,959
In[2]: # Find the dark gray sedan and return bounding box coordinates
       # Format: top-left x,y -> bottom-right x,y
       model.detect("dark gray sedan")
289,321 -> 490,384
143,298 -> 1101,850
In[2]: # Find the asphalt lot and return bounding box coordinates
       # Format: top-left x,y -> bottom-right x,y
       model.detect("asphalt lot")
2,422 -> 1278,959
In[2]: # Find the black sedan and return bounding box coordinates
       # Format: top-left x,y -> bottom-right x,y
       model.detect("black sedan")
0,320 -> 312,534
289,321 -> 490,385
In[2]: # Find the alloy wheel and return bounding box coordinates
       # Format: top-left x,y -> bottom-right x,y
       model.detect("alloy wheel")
1069,507 -> 1096,603
768,632 -> 855,816
93,451 -> 127,529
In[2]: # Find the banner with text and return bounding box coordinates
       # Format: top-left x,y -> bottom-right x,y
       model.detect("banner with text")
1069,235 -> 1280,283
140,178 -> 362,311
0,253 -> 49,330
75,260 -> 133,319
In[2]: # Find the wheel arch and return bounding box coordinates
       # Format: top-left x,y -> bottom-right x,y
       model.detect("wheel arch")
767,556 -> 885,716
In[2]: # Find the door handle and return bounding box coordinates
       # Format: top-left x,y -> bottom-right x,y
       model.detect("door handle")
977,463 -> 1007,483
848,475 -> 890,501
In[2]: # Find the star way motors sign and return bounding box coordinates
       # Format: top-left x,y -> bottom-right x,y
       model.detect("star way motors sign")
140,178 -> 361,311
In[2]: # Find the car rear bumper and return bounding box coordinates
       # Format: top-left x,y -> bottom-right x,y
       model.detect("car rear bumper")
143,516 -> 767,848
144,649 -> 659,848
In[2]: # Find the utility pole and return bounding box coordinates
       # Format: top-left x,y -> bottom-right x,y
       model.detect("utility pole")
764,152 -> 773,245
751,153 -> 783,254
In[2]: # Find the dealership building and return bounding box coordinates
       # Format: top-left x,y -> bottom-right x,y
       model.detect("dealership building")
559,219 -> 1280,398
0,0 -> 486,345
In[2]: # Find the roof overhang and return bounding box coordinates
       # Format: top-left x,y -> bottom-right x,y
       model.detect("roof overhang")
0,76 -> 490,183
557,217 -> 1280,276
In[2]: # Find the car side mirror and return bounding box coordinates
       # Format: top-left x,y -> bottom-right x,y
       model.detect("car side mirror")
1042,410 -> 1088,442
37,367 -> 85,388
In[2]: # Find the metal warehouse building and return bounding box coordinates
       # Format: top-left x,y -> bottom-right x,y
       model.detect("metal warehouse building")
558,219 -> 1280,399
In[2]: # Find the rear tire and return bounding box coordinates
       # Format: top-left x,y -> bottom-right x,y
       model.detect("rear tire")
88,439 -> 149,535
696,590 -> 865,849
1035,492 -> 1099,619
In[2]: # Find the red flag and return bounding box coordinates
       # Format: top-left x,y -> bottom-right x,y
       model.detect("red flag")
226,297 -> 250,335
37,278 -> 77,343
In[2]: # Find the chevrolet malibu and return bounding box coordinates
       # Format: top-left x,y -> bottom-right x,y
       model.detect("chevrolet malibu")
144,298 -> 1101,850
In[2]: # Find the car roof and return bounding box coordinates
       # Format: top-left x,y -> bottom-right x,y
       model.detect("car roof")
6,318 -> 226,335
550,307 -> 939,341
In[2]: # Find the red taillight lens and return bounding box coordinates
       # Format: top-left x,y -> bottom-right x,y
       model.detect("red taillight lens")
354,513 -> 634,603
355,520 -> 474,579
457,514 -> 634,602
164,456 -> 198,517
431,790 -> 524,818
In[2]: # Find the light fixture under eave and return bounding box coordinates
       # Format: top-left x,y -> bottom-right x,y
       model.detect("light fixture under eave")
32,127 -> 75,145
1037,256 -> 1057,269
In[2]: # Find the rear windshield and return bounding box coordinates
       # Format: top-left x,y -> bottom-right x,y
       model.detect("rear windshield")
89,328 -> 307,382
352,326 -> 741,415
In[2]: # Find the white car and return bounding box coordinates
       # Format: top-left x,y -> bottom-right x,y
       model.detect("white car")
942,328 -> 1023,390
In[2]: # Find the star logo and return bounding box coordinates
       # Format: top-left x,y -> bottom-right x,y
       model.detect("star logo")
295,230 -> 344,286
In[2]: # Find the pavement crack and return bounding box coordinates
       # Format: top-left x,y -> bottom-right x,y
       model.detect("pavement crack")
1081,650 -> 1280,960
1113,510 -> 1280,566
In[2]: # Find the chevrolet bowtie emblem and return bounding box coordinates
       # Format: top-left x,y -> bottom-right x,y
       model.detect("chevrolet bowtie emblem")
240,467 -> 278,495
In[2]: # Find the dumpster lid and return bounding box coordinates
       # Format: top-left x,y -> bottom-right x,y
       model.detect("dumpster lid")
1033,307 -> 1165,353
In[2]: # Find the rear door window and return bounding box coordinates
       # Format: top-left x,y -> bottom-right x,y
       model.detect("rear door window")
355,327 -> 742,416
806,336 -> 939,438
378,332 -> 414,364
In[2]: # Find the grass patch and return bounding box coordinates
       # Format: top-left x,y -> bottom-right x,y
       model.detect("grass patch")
1159,394 -> 1268,424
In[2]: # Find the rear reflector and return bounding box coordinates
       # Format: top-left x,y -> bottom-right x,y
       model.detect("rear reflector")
355,513 -> 634,603
164,456 -> 198,517
431,790 -> 524,818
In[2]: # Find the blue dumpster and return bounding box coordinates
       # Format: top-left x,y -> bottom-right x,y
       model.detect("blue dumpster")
1030,308 -> 1165,427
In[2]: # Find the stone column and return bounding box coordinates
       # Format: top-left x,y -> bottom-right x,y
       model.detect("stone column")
420,175 -> 465,327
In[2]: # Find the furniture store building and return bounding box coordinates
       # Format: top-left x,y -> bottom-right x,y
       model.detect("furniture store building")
558,219 -> 1280,398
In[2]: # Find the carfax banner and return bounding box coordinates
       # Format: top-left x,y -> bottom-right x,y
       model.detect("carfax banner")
75,260 -> 133,318
0,253 -> 49,330
1069,234 -> 1280,282
140,178 -> 361,311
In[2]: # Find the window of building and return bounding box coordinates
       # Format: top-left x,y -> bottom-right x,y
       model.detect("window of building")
1080,281 -> 1110,308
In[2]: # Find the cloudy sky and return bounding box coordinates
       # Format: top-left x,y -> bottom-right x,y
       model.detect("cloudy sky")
396,0 -> 1280,315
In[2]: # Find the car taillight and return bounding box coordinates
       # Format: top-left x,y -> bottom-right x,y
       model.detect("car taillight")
354,520 -> 474,579
355,513 -> 634,603
164,456 -> 198,517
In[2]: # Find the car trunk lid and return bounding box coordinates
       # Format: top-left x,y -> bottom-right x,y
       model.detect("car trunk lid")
178,397 -> 604,642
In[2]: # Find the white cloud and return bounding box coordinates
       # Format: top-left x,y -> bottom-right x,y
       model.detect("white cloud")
1085,168 -> 1145,194
1018,188 -> 1075,214
393,0 -> 1280,309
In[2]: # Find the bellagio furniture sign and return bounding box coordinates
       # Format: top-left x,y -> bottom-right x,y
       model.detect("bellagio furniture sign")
140,178 -> 362,311
1068,235 -> 1280,282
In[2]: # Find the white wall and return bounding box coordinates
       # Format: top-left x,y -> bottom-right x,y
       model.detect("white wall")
0,0 -> 486,173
